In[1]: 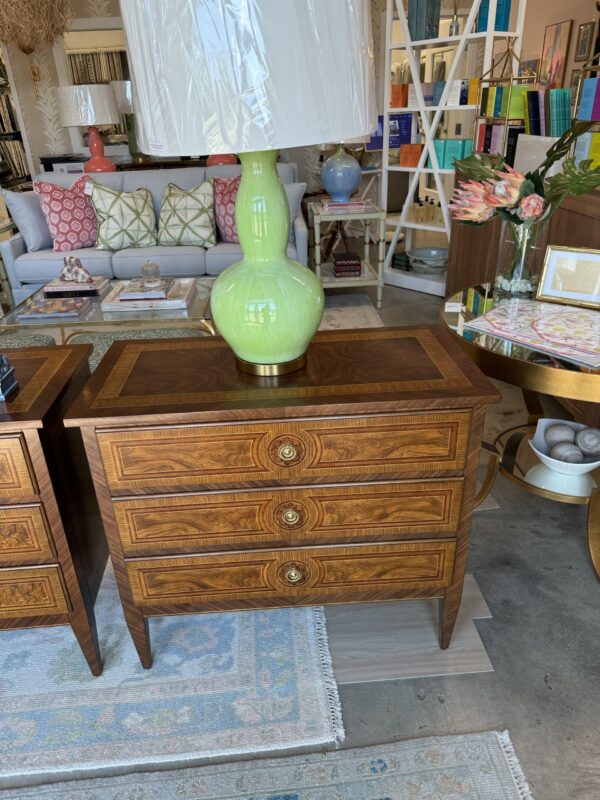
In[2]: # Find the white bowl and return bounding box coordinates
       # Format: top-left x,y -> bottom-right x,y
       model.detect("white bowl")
408,247 -> 448,268
526,418 -> 599,498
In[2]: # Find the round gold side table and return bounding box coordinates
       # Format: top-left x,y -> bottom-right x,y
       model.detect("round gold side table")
440,285 -> 600,579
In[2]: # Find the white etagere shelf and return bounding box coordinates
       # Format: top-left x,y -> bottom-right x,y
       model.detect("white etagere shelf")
380,0 -> 527,296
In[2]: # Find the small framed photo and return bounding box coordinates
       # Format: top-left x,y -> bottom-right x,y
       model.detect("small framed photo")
570,69 -> 581,95
575,20 -> 595,62
537,245 -> 600,309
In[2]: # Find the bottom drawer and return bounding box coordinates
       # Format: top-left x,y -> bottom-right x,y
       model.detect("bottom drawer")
126,541 -> 456,608
0,565 -> 70,619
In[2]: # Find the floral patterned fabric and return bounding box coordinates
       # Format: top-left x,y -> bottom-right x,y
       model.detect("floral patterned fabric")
4,732 -> 533,799
33,176 -> 98,252
0,566 -> 342,781
214,175 -> 241,243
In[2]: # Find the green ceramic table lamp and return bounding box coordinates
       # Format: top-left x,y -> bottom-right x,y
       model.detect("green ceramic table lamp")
120,0 -> 375,375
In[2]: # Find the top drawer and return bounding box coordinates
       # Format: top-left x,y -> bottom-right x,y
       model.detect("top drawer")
0,437 -> 36,499
97,411 -> 470,493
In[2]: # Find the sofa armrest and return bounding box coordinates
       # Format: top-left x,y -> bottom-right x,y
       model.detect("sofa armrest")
293,211 -> 308,266
0,233 -> 26,294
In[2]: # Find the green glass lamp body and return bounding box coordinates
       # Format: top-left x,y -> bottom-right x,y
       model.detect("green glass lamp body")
211,150 -> 324,370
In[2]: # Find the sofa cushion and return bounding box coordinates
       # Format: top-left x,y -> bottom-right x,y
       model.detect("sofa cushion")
214,175 -> 240,243
33,176 -> 98,252
213,180 -> 306,245
1,190 -> 52,252
205,242 -> 298,276
111,246 -> 206,279
14,248 -> 114,284
121,167 -> 206,218
92,183 -> 157,250
158,181 -> 216,247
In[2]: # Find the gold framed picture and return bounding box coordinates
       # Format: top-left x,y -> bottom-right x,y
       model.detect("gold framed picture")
574,20 -> 595,62
537,245 -> 600,309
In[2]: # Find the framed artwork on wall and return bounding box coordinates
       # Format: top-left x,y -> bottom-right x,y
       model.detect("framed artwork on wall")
574,21 -> 595,62
537,245 -> 600,309
539,20 -> 573,88
519,58 -> 540,78
570,69 -> 581,94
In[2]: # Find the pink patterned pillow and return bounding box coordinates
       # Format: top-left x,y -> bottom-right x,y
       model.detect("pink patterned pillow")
214,176 -> 241,243
33,176 -> 98,252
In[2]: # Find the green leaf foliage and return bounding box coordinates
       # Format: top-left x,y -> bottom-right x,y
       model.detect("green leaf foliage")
519,178 -> 536,198
454,152 -> 504,181
539,121 -> 594,179
544,157 -> 600,203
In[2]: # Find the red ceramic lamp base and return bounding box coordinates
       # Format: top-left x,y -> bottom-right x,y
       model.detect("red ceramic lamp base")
84,126 -> 117,173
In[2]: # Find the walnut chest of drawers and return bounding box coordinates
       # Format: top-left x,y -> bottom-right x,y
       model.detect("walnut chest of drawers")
0,345 -> 107,675
65,327 -> 499,668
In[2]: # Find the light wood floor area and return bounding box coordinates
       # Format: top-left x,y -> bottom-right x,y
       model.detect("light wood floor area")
327,574 -> 493,685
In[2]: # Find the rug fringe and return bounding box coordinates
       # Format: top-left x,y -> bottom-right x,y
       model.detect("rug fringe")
312,607 -> 346,745
497,730 -> 535,799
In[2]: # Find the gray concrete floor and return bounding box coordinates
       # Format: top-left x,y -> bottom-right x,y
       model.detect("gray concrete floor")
330,284 -> 600,800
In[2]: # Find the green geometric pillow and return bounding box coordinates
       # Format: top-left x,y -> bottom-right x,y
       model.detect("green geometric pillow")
91,182 -> 157,250
157,181 -> 216,247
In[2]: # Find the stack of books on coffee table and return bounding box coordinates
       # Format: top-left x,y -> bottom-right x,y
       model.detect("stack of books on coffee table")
100,278 -> 197,312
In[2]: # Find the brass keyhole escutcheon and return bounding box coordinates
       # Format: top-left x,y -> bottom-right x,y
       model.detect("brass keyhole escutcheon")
282,508 -> 301,526
278,444 -> 297,462
285,566 -> 304,584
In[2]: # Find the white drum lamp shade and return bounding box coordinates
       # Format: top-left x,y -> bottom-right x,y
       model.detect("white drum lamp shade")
57,85 -> 120,128
120,0 -> 376,374
110,80 -> 134,115
120,0 -> 376,155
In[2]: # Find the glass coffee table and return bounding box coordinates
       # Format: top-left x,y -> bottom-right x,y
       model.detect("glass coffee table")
441,284 -> 600,579
0,278 -> 215,344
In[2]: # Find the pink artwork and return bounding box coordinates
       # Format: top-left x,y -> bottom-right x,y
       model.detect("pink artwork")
465,299 -> 600,369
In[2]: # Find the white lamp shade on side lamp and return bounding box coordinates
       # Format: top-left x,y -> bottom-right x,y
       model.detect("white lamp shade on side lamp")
57,85 -> 120,128
120,0 -> 375,374
120,0 -> 376,156
110,80 -> 134,115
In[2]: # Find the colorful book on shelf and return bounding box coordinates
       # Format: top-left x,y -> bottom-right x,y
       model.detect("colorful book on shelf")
477,0 -> 512,32
486,86 -> 496,117
468,79 -> 480,106
577,77 -> 600,121
17,297 -> 91,320
505,126 -> 525,166
464,300 -> 600,370
526,91 -> 541,135
493,86 -> 504,118
575,131 -> 600,167
490,124 -> 502,155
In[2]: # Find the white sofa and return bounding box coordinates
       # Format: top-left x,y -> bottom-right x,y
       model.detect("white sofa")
1,162 -> 307,304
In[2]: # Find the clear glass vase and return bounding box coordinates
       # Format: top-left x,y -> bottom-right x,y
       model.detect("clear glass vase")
494,220 -> 549,300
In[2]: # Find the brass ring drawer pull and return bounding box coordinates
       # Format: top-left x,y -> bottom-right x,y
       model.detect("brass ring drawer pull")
282,508 -> 301,526
285,566 -> 304,584
278,444 -> 297,462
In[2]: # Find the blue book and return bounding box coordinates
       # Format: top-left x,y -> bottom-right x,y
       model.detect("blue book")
493,86 -> 504,117
408,0 -> 418,40
578,77 -> 597,120
477,0 -> 489,31
433,81 -> 445,104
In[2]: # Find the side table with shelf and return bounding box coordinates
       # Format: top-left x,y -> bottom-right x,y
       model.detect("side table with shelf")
308,201 -> 385,309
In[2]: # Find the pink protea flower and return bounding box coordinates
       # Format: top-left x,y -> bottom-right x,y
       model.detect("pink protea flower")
449,180 -> 494,222
494,164 -> 526,192
484,178 -> 520,208
517,193 -> 545,221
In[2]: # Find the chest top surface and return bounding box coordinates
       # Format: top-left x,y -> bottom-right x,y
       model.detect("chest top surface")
65,327 -> 498,428
0,345 -> 91,428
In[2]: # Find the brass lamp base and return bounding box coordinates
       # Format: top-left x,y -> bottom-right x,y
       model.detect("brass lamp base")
236,353 -> 306,376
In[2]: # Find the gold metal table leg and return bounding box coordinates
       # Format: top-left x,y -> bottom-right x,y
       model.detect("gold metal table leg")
588,489 -> 600,581
474,441 -> 500,507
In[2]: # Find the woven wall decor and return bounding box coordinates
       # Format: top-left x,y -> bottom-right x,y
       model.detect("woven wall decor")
0,0 -> 69,54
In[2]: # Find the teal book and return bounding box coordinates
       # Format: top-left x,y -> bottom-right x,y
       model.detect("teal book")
493,86 -> 504,117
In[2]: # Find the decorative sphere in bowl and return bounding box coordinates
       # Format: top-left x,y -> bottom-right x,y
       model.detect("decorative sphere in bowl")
527,418 -> 600,498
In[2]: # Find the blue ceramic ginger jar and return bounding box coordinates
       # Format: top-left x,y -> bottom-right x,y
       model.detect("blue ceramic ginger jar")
320,144 -> 361,203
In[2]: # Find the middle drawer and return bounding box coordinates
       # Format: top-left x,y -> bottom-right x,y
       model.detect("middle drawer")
113,479 -> 464,555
